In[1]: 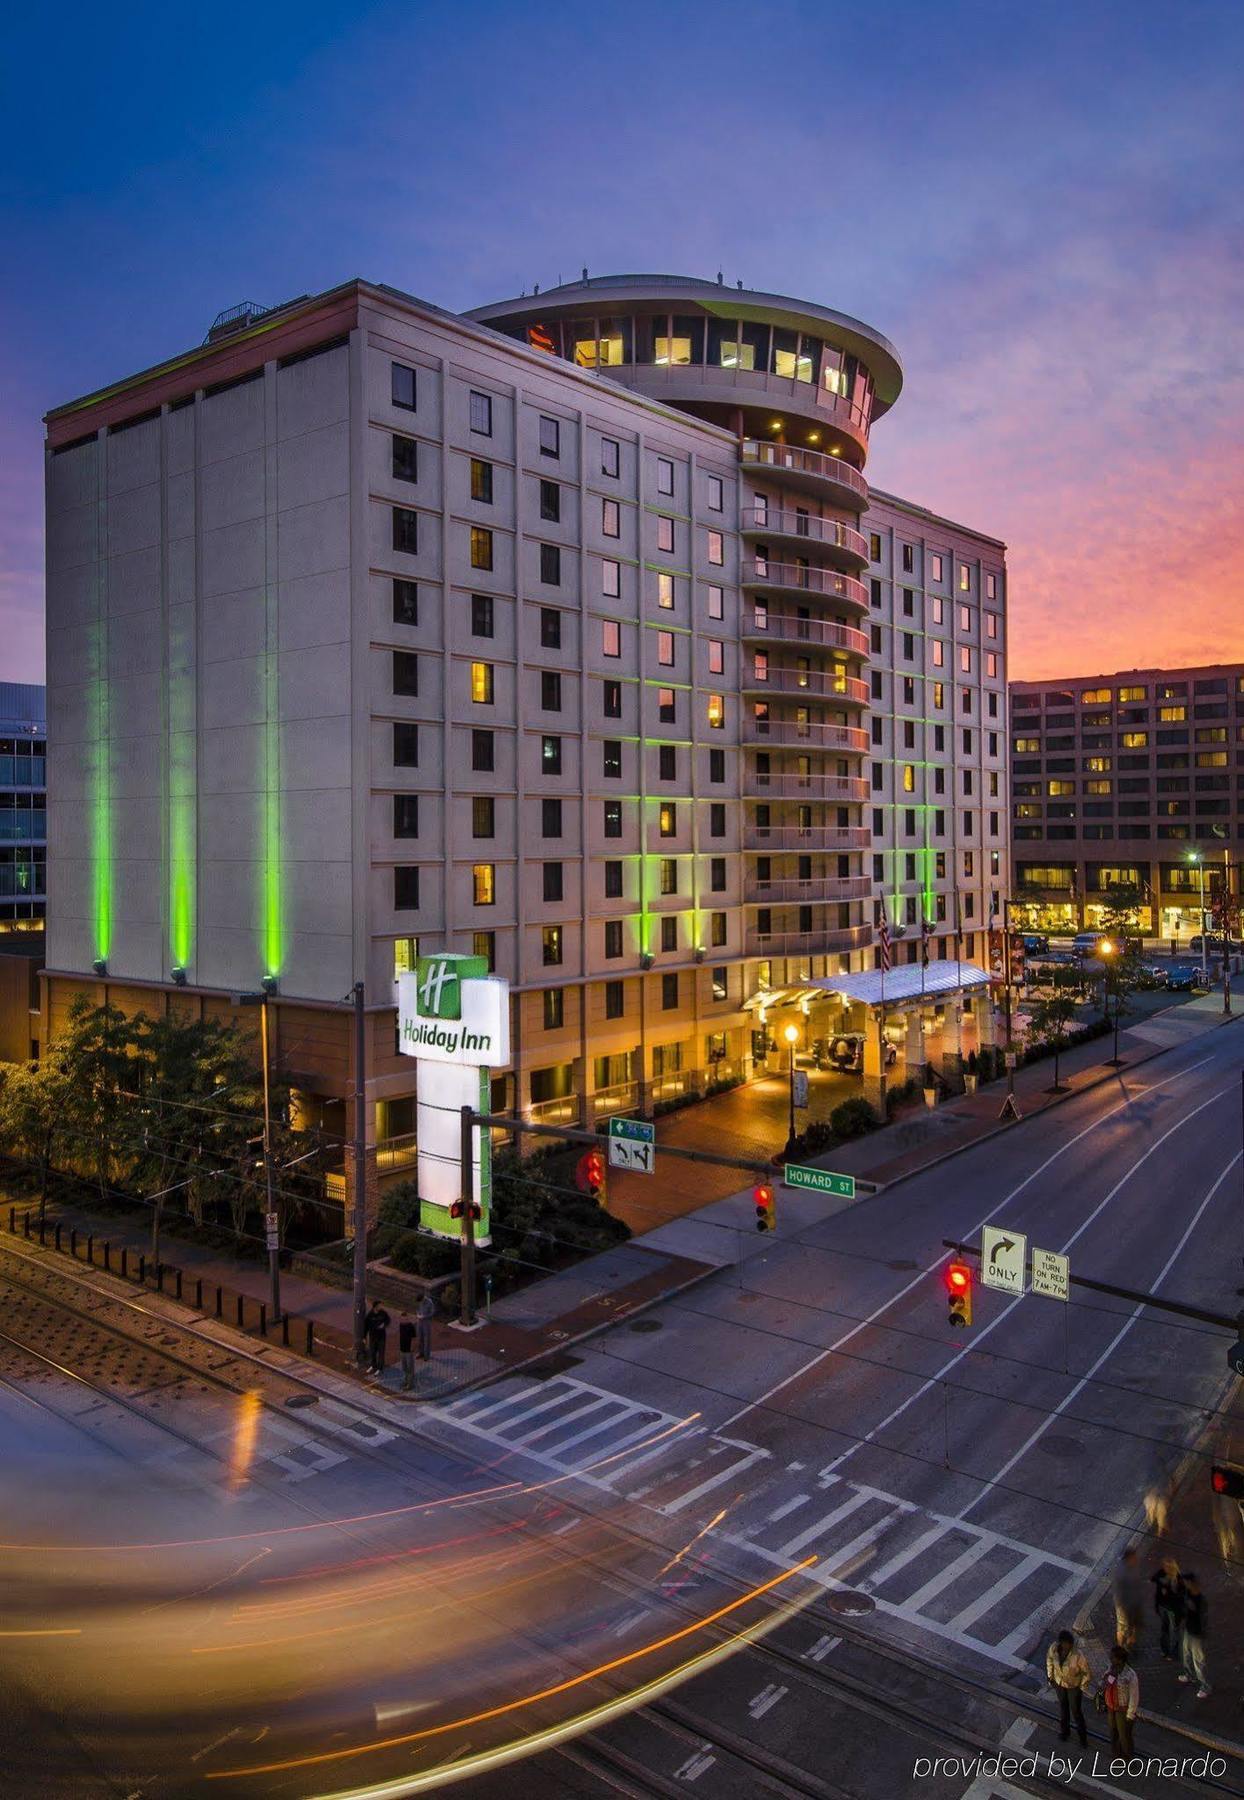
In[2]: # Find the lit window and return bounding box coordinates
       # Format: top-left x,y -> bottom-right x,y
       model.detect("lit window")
986,653 -> 998,678
469,526 -> 493,570
1159,705 -> 1185,721
753,651 -> 769,683
602,619 -> 621,658
958,564 -> 970,591
655,336 -> 692,365
393,936 -> 417,976
1047,780 -> 1074,797
657,572 -> 674,608
470,661 -> 494,704
902,764 -> 916,793
658,803 -> 676,837
960,646 -> 971,673
1121,731 -> 1148,748
1196,750 -> 1228,767
932,596 -> 944,624
707,693 -> 724,729
598,324 -> 625,366
932,682 -> 944,709
472,863 -> 495,905
1013,737 -> 1039,753
1085,779 -> 1112,795
658,687 -> 676,723
1081,687 -> 1112,704
1118,685 -> 1146,702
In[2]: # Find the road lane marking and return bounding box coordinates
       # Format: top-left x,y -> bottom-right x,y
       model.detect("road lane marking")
748,1682 -> 788,1718
765,1493 -> 810,1523
804,1632 -> 841,1661
956,1144 -> 1243,1522
717,1053 -> 1217,1433
675,1747 -> 716,1782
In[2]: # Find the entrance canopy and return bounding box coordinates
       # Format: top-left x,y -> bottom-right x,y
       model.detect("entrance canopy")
807,960 -> 991,1010
742,986 -> 824,1013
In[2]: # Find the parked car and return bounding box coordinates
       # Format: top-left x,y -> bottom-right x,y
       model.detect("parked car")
1166,963 -> 1203,991
1189,933 -> 1243,955
1137,963 -> 1168,989
1071,931 -> 1107,958
1021,933 -> 1049,956
826,1033 -> 897,1073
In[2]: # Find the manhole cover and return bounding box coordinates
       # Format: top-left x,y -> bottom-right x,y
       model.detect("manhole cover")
284,1394 -> 319,1409
629,1319 -> 663,1334
826,1590 -> 876,1617
887,1260 -> 918,1272
1036,1434 -> 1082,1458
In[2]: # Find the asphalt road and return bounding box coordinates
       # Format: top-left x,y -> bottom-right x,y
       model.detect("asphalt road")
0,1014 -> 1241,1800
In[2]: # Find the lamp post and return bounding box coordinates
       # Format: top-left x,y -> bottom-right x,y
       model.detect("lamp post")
783,1022 -> 800,1158
240,981 -> 281,1323
1099,938 -> 1122,1066
1188,850 -> 1208,985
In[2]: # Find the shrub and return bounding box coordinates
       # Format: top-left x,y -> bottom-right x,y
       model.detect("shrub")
377,1181 -> 420,1228
387,1230 -> 459,1278
829,1097 -> 876,1140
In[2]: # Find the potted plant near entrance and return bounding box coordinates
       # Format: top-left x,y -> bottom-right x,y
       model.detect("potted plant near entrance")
921,1062 -> 939,1109
964,1049 -> 979,1095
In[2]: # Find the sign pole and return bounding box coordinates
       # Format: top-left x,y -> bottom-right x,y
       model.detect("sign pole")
459,1104 -> 477,1328
351,980 -> 368,1366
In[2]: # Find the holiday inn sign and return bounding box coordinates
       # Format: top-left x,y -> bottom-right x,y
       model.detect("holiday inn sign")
397,955 -> 509,1068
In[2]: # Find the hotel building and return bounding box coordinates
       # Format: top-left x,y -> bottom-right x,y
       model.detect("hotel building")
0,682 -> 47,939
42,274 -> 1006,1199
1009,665 -> 1244,938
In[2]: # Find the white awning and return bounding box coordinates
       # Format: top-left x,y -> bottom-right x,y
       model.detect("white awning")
742,986 -> 826,1013
807,959 -> 992,1009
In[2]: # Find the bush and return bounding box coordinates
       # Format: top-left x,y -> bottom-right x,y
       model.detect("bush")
885,1076 -> 920,1116
377,1181 -> 420,1229
387,1230 -> 459,1278
829,1097 -> 876,1140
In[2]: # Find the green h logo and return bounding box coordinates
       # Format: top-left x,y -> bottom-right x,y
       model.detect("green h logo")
416,957 -> 460,1020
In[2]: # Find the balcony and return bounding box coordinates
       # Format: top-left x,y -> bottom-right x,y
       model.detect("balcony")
743,824 -> 872,851
741,667 -> 869,706
740,439 -> 869,510
744,875 -> 873,905
741,610 -> 869,658
741,560 -> 868,612
741,772 -> 870,802
745,923 -> 874,958
740,508 -> 869,568
741,718 -> 870,753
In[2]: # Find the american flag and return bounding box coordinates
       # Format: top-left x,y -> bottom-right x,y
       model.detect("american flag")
878,896 -> 892,972
921,913 -> 932,967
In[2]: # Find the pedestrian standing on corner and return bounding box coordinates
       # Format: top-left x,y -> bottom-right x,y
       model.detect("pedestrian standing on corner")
416,1291 -> 435,1361
397,1313 -> 416,1390
364,1300 -> 391,1376
1176,1572 -> 1210,1698
1046,1630 -> 1091,1747
1113,1547 -> 1144,1650
1151,1557 -> 1183,1660
1102,1645 -> 1139,1756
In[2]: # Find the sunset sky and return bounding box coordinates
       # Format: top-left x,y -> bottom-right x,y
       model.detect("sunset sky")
2,0 -> 1241,684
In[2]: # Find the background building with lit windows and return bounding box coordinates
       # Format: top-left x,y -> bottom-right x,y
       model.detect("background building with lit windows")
42,274 -> 1006,1203
0,682 -> 46,937
1009,665 -> 1244,938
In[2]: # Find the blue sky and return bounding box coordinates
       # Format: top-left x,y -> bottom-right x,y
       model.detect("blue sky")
3,0 -> 1242,678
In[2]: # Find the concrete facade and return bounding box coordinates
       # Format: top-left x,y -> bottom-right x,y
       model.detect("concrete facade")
43,275 -> 1008,1202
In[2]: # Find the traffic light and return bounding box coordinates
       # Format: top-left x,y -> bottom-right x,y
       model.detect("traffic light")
946,1261 -> 973,1328
1211,1463 -> 1244,1498
576,1147 -> 605,1200
754,1183 -> 775,1233
449,1199 -> 482,1221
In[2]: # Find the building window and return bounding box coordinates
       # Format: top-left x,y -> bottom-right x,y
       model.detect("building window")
539,478 -> 560,522
658,744 -> 676,781
707,473 -> 724,512
709,802 -> 725,837
392,435 -> 418,483
657,515 -> 675,554
707,638 -> 724,675
470,661 -> 493,704
605,978 -> 624,1017
539,415 -> 560,457
1121,731 -> 1149,748
986,612 -> 998,640
392,362 -> 417,410
657,630 -> 675,667
470,457 -> 493,503
471,728 -> 494,771
472,795 -> 494,838
543,862 -> 564,903
709,747 -> 725,782
602,559 -> 621,599
540,607 -> 561,648
472,931 -> 495,969
930,552 -> 944,581
394,794 -> 419,838
603,679 -> 622,717
986,652 -> 998,678
986,572 -> 998,599
469,391 -> 493,436
869,532 -> 882,561
393,721 -> 419,766
605,860 -> 623,898
710,856 -> 726,891
392,650 -> 419,696
603,800 -> 622,837
657,457 -> 674,496
470,526 -> 493,570
602,498 -> 620,537
707,583 -> 724,620
602,619 -> 621,658
959,563 -> 970,591
392,507 -> 419,554
605,919 -> 623,958
707,530 -> 724,566
711,967 -> 728,1001
540,543 -> 561,585
659,856 -> 677,896
901,543 -> 914,572
543,987 -> 564,1030
960,646 -> 971,673
471,593 -> 494,638
602,437 -> 620,478
472,863 -> 495,905
542,796 -> 562,836
394,866 -> 419,910
931,639 -> 945,667
541,733 -> 562,773
661,973 -> 678,1010
542,926 -> 563,966
657,572 -> 674,608
603,740 -> 622,779
658,688 -> 676,723
541,670 -> 562,712
393,578 -> 418,626
660,916 -> 677,952
710,911 -> 727,948
394,936 -> 418,977
659,802 -> 676,837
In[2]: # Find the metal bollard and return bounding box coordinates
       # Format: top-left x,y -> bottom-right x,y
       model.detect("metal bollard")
70,1228 -> 77,1258
175,1269 -> 183,1302
86,1233 -> 94,1265
194,1277 -> 203,1311
137,1254 -> 145,1285
104,1240 -> 111,1272
281,1314 -> 290,1348
305,1320 -> 315,1357
258,1302 -> 267,1338
121,1247 -> 128,1278
236,1294 -> 244,1328
156,1263 -> 164,1294
215,1284 -> 223,1319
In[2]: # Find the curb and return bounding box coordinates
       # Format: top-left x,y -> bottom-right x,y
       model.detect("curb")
859,1005 -> 1244,1195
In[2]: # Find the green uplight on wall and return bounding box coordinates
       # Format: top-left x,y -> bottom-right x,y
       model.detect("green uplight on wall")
261,645 -> 283,977
90,622 -> 112,963
168,625 -> 196,970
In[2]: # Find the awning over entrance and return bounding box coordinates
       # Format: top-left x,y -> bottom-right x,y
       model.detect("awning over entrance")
807,959 -> 992,1009
742,986 -> 824,1012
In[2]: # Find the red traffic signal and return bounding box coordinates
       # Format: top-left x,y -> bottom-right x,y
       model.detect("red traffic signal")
1211,1463 -> 1244,1498
754,1183 -> 775,1233
576,1148 -> 605,1198
946,1260 -> 973,1328
449,1199 -> 482,1221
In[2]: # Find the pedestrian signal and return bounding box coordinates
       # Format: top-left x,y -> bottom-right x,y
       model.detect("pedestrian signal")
946,1260 -> 973,1328
1211,1463 -> 1244,1498
449,1199 -> 482,1221
754,1183 -> 775,1233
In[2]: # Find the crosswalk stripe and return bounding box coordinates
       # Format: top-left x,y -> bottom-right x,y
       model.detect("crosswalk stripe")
897,1537 -> 995,1614
943,1552 -> 1045,1635
778,1488 -> 872,1558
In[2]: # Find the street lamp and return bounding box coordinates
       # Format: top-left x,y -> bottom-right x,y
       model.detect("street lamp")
1188,850 -> 1208,985
1099,938 -> 1123,1066
240,981 -> 282,1323
783,1022 -> 800,1158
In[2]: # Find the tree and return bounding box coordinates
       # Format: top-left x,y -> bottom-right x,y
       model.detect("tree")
55,996 -> 136,1202
0,1042 -> 76,1225
1097,881 -> 1144,1061
1029,991 -> 1077,1093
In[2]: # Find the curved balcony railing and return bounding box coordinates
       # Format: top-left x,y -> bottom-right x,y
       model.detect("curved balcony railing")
741,610 -> 870,658
744,875 -> 873,905
741,719 -> 870,753
745,923 -> 874,958
741,561 -> 869,611
741,668 -> 870,706
742,773 -> 870,802
740,508 -> 869,566
740,439 -> 869,507
743,824 -> 872,851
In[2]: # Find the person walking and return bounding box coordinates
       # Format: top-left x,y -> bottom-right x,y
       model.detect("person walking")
397,1313 -> 416,1390
364,1300 -> 391,1377
1151,1558 -> 1183,1660
416,1291 -> 435,1361
1102,1645 -> 1139,1757
1176,1572 -> 1210,1698
1113,1547 -> 1144,1650
1046,1630 -> 1091,1746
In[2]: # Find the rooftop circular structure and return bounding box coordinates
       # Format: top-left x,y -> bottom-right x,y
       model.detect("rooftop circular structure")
470,273 -> 902,464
